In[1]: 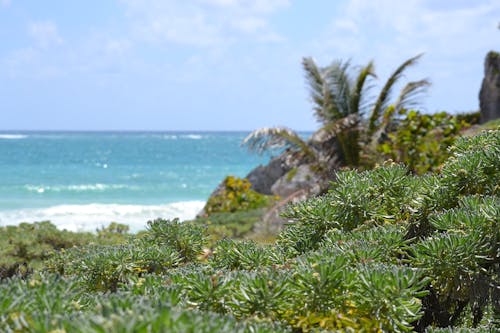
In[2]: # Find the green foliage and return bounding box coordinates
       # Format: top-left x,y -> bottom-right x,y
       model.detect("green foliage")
278,163 -> 424,253
209,239 -> 283,270
374,110 -> 468,174
144,218 -> 206,262
440,130 -> 499,201
0,221 -> 103,279
0,273 -> 289,333
45,219 -> 206,292
227,269 -> 291,319
0,129 -> 498,332
192,208 -> 266,242
204,176 -> 274,215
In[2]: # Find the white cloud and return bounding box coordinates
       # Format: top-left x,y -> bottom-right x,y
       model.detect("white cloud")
313,0 -> 500,112
28,21 -> 63,49
120,0 -> 289,48
202,0 -> 289,13
321,0 -> 500,61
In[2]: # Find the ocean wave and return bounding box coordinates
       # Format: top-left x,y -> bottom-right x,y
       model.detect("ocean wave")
25,184 -> 133,193
0,134 -> 28,139
0,201 -> 206,232
182,134 -> 203,140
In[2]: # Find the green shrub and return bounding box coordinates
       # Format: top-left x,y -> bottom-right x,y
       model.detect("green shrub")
144,218 -> 207,262
1,129 -> 498,332
204,176 -> 274,215
209,239 -> 283,270
192,208 -> 265,243
374,110 -> 469,174
0,221 -> 100,279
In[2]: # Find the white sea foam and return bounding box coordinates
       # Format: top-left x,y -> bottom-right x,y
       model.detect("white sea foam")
0,201 -> 205,232
25,184 -> 133,193
183,134 -> 203,139
0,134 -> 28,139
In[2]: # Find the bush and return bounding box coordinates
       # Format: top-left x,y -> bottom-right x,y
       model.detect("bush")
204,176 -> 274,215
191,208 -> 265,242
0,221 -> 100,279
1,129 -> 498,332
374,110 -> 470,174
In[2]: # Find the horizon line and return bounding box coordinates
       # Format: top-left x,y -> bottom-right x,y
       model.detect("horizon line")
0,129 -> 316,133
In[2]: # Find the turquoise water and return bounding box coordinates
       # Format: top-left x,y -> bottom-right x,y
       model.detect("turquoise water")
0,132 -> 270,231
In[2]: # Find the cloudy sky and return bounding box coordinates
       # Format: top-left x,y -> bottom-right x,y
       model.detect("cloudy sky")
1,0 -> 499,131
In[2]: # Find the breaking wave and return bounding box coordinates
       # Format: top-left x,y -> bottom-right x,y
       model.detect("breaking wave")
0,201 -> 205,232
24,184 -> 133,193
0,134 -> 28,139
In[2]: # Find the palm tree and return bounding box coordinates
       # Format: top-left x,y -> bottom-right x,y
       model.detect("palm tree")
243,54 -> 430,168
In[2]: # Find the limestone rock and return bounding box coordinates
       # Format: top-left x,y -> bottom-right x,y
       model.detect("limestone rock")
270,164 -> 323,198
479,51 -> 500,123
245,152 -> 294,195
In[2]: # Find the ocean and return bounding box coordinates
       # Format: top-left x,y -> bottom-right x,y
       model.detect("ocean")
0,131 -> 271,232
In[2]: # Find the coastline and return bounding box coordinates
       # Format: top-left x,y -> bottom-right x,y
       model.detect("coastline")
0,200 -> 206,232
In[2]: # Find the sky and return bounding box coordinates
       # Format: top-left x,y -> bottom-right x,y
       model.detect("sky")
0,0 -> 499,131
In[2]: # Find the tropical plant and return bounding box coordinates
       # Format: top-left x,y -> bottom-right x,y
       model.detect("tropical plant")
374,110 -> 469,174
243,54 -> 430,169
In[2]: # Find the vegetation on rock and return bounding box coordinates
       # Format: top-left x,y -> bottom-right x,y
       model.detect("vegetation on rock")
204,176 -> 276,215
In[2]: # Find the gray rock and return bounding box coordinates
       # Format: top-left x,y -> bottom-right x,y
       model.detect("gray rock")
245,152 -> 293,195
479,51 -> 500,123
271,164 -> 324,198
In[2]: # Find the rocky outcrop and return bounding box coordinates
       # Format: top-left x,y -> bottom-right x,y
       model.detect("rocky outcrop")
200,131 -> 340,221
479,51 -> 500,123
245,153 -> 292,195
271,164 -> 324,198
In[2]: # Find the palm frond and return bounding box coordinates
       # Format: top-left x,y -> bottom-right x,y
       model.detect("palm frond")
393,79 -> 431,112
325,60 -> 352,119
242,127 -> 316,159
350,61 -> 376,117
368,53 -> 424,137
312,113 -> 360,143
302,57 -> 339,123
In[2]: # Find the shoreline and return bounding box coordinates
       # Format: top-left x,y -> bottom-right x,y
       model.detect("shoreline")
0,200 -> 206,233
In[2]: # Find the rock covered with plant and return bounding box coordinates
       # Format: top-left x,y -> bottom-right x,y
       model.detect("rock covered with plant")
201,54 -> 475,228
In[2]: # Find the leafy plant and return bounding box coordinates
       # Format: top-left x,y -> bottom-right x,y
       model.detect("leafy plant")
374,110 -> 469,174
0,129 -> 498,332
243,54 -> 430,169
144,218 -> 206,262
204,176 -> 274,215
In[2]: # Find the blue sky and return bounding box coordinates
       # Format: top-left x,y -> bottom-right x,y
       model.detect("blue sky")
1,0 -> 499,131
